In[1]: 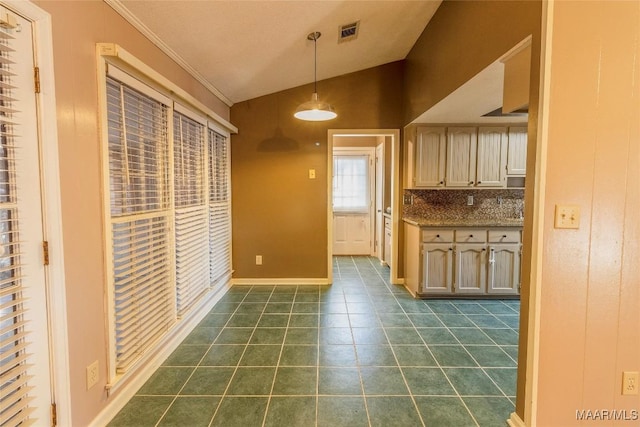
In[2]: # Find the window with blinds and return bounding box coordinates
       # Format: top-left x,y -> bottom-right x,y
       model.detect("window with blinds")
173,110 -> 209,316
103,67 -> 233,381
106,76 -> 174,373
208,128 -> 231,285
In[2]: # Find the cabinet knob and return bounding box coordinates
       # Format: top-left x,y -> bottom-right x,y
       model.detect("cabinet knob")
478,181 -> 482,184
482,248 -> 486,251
439,181 -> 444,185
436,234 -> 440,238
449,247 -> 453,251
469,234 -> 474,238
469,181 -> 474,185
502,235 -> 507,238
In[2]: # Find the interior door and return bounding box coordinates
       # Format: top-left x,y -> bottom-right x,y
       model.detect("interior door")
0,9 -> 54,426
332,148 -> 374,255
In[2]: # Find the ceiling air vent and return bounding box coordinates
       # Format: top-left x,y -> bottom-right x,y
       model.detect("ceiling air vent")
339,21 -> 359,43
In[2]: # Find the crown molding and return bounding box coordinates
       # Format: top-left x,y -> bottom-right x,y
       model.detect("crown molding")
105,0 -> 234,107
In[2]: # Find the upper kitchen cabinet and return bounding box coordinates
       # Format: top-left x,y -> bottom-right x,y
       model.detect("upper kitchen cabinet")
476,127 -> 508,187
506,126 -> 527,176
446,127 -> 478,187
414,127 -> 446,187
405,125 -> 527,189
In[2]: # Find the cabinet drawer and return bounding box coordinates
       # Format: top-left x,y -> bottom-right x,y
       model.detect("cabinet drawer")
455,229 -> 487,243
422,229 -> 454,243
488,230 -> 521,243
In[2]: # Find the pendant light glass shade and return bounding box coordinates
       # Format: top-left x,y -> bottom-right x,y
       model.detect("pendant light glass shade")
295,32 -> 337,121
294,92 -> 337,121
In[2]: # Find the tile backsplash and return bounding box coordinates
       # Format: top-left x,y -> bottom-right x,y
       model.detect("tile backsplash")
403,189 -> 524,221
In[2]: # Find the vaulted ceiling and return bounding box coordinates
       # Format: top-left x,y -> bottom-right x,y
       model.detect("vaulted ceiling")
111,0 -> 442,104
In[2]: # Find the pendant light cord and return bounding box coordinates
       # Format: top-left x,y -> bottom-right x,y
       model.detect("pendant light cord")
313,34 -> 317,93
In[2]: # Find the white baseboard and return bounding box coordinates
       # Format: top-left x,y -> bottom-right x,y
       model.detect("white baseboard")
88,283 -> 230,427
507,412 -> 526,427
231,278 -> 331,286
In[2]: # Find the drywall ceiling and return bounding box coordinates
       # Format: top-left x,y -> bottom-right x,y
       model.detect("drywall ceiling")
112,0 -> 442,104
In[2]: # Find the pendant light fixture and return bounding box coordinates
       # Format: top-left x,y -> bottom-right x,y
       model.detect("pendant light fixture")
294,31 -> 337,121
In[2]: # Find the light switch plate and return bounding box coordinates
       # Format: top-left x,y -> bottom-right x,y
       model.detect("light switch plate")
554,205 -> 580,229
308,169 -> 316,179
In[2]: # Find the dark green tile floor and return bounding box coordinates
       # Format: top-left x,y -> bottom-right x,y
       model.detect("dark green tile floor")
109,256 -> 519,427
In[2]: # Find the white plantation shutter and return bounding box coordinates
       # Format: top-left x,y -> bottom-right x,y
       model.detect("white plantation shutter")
208,128 -> 231,285
106,76 -> 174,373
173,110 -> 209,316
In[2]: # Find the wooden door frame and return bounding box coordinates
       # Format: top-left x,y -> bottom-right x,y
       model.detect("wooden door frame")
327,129 -> 401,284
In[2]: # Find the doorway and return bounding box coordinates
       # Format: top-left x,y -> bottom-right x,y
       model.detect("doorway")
327,129 -> 400,284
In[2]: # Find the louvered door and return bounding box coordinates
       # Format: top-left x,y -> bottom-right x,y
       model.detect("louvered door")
0,9 -> 53,426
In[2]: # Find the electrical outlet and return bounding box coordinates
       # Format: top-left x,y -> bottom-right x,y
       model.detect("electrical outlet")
87,360 -> 99,390
256,255 -> 263,265
554,204 -> 580,229
403,194 -> 413,205
467,195 -> 474,206
622,371 -> 639,395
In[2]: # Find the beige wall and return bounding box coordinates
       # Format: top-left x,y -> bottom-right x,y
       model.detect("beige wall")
533,1 -> 640,424
230,62 -> 403,279
33,1 -> 230,425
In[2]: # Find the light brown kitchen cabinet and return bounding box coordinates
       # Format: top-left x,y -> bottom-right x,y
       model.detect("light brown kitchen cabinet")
414,127 -> 446,187
406,125 -> 525,189
506,126 -> 528,176
383,215 -> 392,266
476,127 -> 508,187
404,222 -> 521,297
446,127 -> 478,187
487,230 -> 521,294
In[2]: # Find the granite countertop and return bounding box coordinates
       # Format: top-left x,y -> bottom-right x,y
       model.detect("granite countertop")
403,216 -> 524,228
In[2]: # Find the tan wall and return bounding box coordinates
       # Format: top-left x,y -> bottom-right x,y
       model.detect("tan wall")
534,1 -> 639,425
32,1 -> 230,425
230,62 -> 403,279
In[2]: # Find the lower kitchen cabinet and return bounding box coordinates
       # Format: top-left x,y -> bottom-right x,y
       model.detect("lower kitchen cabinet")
404,222 -> 522,297
454,243 -> 487,294
421,243 -> 453,293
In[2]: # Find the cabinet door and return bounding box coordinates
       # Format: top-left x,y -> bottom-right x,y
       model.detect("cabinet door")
507,127 -> 527,176
421,244 -> 453,294
487,244 -> 521,294
446,127 -> 477,187
454,244 -> 487,294
476,127 -> 507,187
384,228 -> 392,266
414,127 -> 446,187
